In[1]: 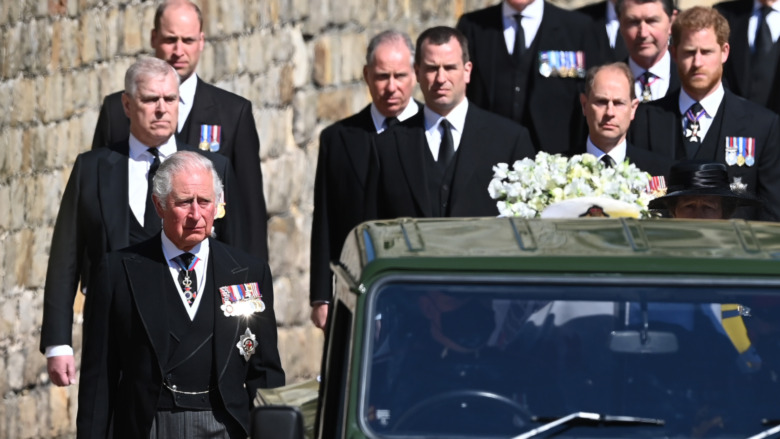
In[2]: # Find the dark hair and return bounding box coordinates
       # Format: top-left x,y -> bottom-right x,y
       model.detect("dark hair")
366,30 -> 415,67
414,26 -> 470,65
583,62 -> 636,100
154,0 -> 203,32
616,0 -> 675,19
671,6 -> 730,49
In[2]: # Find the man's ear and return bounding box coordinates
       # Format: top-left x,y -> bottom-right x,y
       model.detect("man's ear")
153,195 -> 164,219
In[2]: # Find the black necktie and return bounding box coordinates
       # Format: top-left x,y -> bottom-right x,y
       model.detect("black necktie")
601,154 -> 616,168
513,14 -> 525,62
438,119 -> 454,167
384,116 -> 399,130
144,148 -> 161,235
683,102 -> 705,158
754,5 -> 773,56
639,71 -> 654,103
177,252 -> 198,306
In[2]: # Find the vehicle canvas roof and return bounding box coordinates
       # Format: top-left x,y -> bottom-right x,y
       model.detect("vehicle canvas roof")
336,218 -> 780,286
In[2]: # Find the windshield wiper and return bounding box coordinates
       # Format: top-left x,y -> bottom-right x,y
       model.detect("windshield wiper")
512,411 -> 665,439
746,419 -> 780,439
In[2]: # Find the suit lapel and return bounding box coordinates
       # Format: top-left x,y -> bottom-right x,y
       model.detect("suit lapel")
180,79 -> 220,147
652,94 -> 682,158
343,106 -> 375,187
394,124 -> 433,216
698,91 -> 740,163
449,107 -> 484,204
210,240 -> 250,382
124,236 -> 171,370
98,142 -> 131,250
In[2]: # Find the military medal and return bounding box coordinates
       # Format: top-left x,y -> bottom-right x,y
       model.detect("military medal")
737,138 -> 746,166
746,138 -> 756,167
209,125 -> 221,152
575,51 -> 586,78
219,282 -> 265,317
725,138 -> 738,166
731,176 -> 748,194
237,327 -> 257,361
199,125 -> 211,151
175,255 -> 200,303
538,51 -> 552,77
684,106 -> 705,143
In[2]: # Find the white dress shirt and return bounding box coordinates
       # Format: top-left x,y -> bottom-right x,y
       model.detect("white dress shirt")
128,134 -> 178,227
749,0 -> 780,48
605,1 -> 620,48
503,0 -> 544,54
629,51 -> 672,102
178,73 -> 198,132
370,100 -> 420,134
161,231 -> 210,321
587,137 -> 627,164
678,82 -> 725,142
424,99 -> 469,161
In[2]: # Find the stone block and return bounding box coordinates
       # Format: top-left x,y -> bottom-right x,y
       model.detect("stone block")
17,389 -> 41,438
288,28 -> 308,89
59,18 -> 79,70
20,21 -> 40,73
69,114 -> 92,157
47,385 -> 72,437
2,24 -> 21,79
219,0 -> 244,35
255,107 -> 291,161
37,72 -> 65,124
12,229 -> 34,288
0,356 -> 6,396
30,227 -> 53,286
0,296 -> 14,342
213,39 -> 240,80
292,90 -> 317,147
272,273 -> 310,326
198,42 -> 215,83
0,184 -> 10,232
121,6 -> 144,55
78,9 -> 97,64
316,85 -> 369,123
313,36 -> 332,86
277,326 -> 323,381
26,124 -> 48,173
338,33 -> 366,85
11,77 -> 35,125
264,132 -> 305,209
102,7 -> 121,60
8,350 -> 25,391
8,178 -> 26,231
1,127 -> 23,180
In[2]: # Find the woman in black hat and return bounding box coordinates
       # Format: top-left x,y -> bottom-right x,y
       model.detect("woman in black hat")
649,161 -> 761,219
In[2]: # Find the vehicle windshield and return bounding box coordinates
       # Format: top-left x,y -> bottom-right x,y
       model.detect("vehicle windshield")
361,280 -> 780,438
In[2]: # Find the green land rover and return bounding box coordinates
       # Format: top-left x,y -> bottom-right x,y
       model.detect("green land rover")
254,217 -> 780,439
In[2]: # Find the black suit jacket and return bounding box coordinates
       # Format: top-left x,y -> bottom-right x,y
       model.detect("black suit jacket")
373,103 -> 536,218
628,88 -> 780,220
457,2 -> 603,154
577,1 -> 629,62
309,104 -> 391,304
91,78 -> 269,260
39,141 -> 247,352
76,236 -> 284,438
715,0 -> 780,114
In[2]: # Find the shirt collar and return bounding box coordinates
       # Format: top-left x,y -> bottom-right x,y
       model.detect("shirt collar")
586,137 -> 627,163
370,100 -> 420,132
178,73 -> 198,106
678,82 -> 725,117
754,0 -> 780,13
503,0 -> 543,20
161,227 -> 210,264
128,133 -> 178,160
628,50 -> 671,80
423,98 -> 469,133
606,1 -> 618,22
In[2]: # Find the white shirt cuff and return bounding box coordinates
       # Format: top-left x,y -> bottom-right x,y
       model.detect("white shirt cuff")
45,345 -> 74,358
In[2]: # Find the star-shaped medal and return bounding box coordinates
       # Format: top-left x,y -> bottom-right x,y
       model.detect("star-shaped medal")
730,177 -> 748,194
237,327 -> 257,361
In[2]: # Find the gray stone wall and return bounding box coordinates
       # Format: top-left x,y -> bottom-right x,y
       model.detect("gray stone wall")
0,0 -> 719,436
